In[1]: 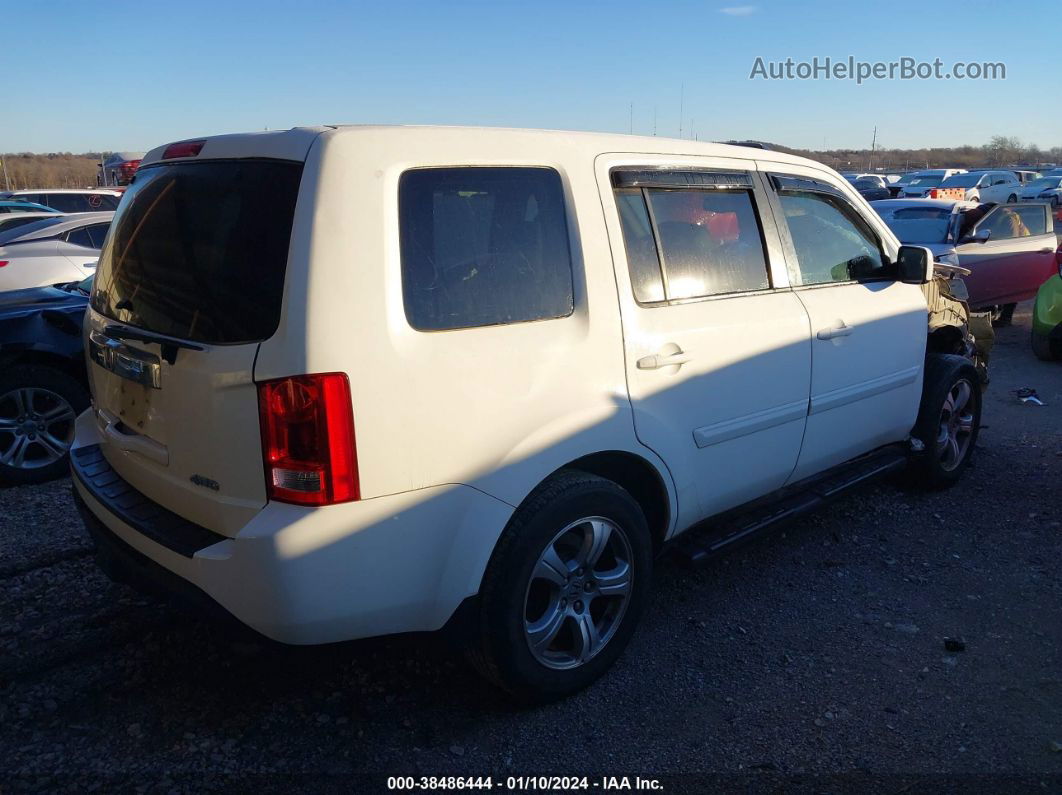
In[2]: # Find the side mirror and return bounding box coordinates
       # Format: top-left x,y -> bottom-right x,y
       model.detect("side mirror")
896,245 -> 934,284
960,228 -> 992,245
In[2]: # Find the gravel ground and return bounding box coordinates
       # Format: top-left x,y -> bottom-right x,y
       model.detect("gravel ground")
1,303 -> 1060,793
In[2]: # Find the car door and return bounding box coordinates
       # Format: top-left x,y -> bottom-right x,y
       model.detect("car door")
955,203 -> 1057,307
759,166 -> 927,482
596,155 -> 812,527
60,224 -> 107,274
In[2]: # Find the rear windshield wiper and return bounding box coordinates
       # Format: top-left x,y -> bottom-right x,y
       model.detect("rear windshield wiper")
102,324 -> 204,365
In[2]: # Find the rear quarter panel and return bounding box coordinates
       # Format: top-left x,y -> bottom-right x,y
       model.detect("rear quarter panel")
253,128 -> 673,523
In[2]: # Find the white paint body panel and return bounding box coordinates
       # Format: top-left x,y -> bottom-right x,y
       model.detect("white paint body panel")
73,126 -> 936,644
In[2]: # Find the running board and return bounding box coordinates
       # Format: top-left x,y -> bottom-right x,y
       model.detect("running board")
671,449 -> 907,567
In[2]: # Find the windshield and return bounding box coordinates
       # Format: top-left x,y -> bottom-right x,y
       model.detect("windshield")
876,205 -> 954,243
91,159 -> 303,344
941,174 -> 981,188
1028,178 -> 1062,190
906,175 -> 944,188
0,216 -> 65,245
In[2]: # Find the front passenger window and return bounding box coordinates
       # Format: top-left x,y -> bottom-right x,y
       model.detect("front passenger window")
776,190 -> 888,285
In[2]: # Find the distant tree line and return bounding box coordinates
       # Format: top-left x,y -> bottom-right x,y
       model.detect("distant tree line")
2,136 -> 1060,189
0,152 -> 105,190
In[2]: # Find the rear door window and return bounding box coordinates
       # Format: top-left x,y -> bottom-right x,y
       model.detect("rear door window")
399,167 -> 574,331
67,223 -> 110,249
91,160 -> 303,344
612,170 -> 770,303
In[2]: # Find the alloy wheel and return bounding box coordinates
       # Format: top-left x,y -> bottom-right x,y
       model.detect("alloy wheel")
936,378 -> 975,472
523,516 -> 633,670
0,387 -> 77,470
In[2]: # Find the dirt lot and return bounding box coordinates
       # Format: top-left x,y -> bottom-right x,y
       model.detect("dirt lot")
1,303 -> 1060,793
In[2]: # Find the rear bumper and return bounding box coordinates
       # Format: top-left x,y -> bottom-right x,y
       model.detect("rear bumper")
71,412 -> 514,644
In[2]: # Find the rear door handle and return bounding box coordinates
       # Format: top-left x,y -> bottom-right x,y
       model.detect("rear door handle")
637,351 -> 692,370
817,321 -> 854,341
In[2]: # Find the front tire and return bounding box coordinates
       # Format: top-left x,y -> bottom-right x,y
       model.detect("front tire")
908,355 -> 982,490
469,470 -> 653,702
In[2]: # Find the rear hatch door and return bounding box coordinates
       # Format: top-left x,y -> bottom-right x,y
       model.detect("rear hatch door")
85,154 -> 305,536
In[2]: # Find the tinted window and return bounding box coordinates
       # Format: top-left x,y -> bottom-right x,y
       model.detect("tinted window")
68,223 -> 110,249
91,160 -> 303,344
67,226 -> 95,248
399,167 -> 574,331
0,216 -> 45,234
0,216 -> 65,245
47,193 -> 120,212
777,190 -> 888,284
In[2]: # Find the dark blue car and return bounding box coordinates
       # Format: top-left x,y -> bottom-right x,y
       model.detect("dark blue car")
0,276 -> 90,484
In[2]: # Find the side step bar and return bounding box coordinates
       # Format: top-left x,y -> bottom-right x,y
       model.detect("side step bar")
670,449 -> 908,567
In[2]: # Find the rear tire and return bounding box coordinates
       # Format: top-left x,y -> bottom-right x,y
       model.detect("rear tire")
0,365 -> 88,485
468,470 -> 653,703
1032,329 -> 1062,361
907,355 -> 982,490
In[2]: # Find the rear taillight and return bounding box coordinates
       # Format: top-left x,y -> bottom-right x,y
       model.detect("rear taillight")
929,189 -> 938,198
162,140 -> 205,159
0,261 -> 7,268
257,373 -> 359,506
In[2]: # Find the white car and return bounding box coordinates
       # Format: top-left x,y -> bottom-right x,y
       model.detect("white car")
0,189 -> 121,213
937,170 -> 1021,204
844,173 -> 889,189
1020,176 -> 1062,206
0,213 -> 112,292
72,127 -> 980,701
0,212 -> 59,235
896,169 -> 968,198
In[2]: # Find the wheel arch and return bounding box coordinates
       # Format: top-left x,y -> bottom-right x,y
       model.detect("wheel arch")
535,450 -> 674,554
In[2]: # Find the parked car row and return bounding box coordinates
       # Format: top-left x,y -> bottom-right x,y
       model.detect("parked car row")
0,212 -> 113,292
0,188 -> 121,212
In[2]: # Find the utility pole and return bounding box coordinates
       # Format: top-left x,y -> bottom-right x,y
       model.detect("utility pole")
869,125 -> 877,171
678,83 -> 684,139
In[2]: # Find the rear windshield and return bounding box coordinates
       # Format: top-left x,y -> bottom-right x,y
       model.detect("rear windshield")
91,159 -> 303,344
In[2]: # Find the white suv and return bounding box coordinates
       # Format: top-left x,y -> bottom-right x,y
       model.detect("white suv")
938,170 -> 1021,203
71,127 -> 981,700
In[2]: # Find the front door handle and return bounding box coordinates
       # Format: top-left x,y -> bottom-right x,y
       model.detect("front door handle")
816,320 -> 854,341
637,350 -> 692,370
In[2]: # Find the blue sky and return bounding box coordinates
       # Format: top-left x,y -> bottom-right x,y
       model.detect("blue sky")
5,0 -> 1059,153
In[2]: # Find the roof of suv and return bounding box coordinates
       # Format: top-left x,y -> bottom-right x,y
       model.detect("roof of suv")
141,125 -> 832,172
